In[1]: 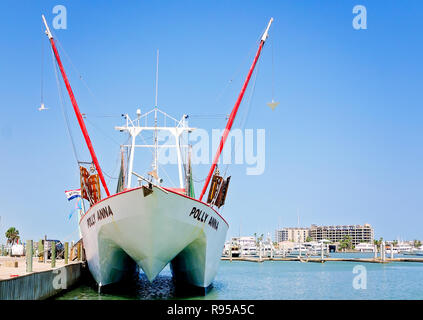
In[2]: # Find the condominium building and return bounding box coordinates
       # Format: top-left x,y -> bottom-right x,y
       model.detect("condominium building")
309,224 -> 374,246
275,227 -> 310,243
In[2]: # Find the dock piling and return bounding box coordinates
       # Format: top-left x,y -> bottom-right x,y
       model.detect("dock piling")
26,240 -> 33,273
77,242 -> 81,261
43,240 -> 48,263
51,241 -> 56,268
38,240 -> 43,262
64,242 -> 69,264
259,242 -> 262,262
381,242 -> 386,262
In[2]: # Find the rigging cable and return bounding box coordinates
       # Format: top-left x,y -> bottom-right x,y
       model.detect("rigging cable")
40,28 -> 44,107
214,28 -> 266,105
192,28 -> 266,187
52,30 -> 126,184
85,117 -> 122,146
50,46 -> 80,164
54,35 -> 106,111
223,58 -> 261,179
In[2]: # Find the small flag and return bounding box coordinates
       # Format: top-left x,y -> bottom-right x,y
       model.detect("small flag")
68,208 -> 76,220
69,198 -> 82,220
65,189 -> 81,201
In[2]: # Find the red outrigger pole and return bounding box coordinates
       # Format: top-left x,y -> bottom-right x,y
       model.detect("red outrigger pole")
199,18 -> 274,202
42,15 -> 111,197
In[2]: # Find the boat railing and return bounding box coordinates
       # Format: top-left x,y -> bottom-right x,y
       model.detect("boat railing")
132,171 -> 169,194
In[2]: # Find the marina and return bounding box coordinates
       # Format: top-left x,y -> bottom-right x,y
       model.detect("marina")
221,256 -> 423,264
54,253 -> 423,300
2,238 -> 423,300
1,1 -> 422,306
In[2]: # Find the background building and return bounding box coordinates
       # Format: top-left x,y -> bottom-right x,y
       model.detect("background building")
309,224 -> 374,246
275,227 -> 310,243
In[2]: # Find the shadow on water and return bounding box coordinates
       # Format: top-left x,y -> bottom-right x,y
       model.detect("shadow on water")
56,266 -> 221,300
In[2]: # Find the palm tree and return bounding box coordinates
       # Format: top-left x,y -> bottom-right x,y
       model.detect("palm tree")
340,235 -> 353,251
373,237 -> 383,247
5,227 -> 20,245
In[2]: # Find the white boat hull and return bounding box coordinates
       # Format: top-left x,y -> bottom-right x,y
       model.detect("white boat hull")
79,185 -> 229,289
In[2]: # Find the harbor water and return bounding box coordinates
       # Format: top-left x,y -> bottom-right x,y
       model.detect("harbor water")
56,253 -> 423,300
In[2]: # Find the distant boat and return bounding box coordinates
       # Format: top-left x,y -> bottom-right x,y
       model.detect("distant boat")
403,246 -> 423,256
238,237 -> 257,257
386,242 -> 413,255
286,244 -> 308,257
304,241 -> 330,256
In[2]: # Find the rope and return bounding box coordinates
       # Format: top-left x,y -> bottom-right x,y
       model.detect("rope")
134,131 -> 178,188
40,28 -> 44,106
214,29 -> 264,105
51,47 -> 80,164
85,117 -> 121,146
271,39 -> 275,101
103,147 -> 122,183
81,114 -> 122,118
194,27 -> 266,188
60,228 -> 81,243
188,114 -> 229,120
53,34 -> 106,111
223,52 -> 261,179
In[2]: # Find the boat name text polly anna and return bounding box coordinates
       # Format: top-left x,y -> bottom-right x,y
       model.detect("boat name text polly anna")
189,207 -> 219,231
87,205 -> 114,228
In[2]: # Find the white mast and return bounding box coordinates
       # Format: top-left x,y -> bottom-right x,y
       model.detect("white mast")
154,49 -> 159,180
117,109 -> 194,190
155,49 -> 159,107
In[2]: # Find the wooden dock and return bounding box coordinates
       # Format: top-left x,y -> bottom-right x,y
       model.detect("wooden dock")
0,240 -> 86,299
221,256 -> 423,264
0,257 -> 84,300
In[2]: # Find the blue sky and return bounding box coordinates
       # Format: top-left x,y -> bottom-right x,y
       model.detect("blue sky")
0,0 -> 422,244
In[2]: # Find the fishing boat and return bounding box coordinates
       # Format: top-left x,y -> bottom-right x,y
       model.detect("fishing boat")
403,246 -> 423,256
239,237 -> 258,257
41,15 -> 274,292
386,242 -> 413,255
355,242 -> 375,253
286,244 -> 308,257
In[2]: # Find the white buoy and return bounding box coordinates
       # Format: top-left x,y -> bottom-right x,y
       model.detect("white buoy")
266,100 -> 280,111
38,103 -> 48,111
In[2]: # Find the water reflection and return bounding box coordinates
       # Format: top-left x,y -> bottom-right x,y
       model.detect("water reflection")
57,266 -> 220,300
